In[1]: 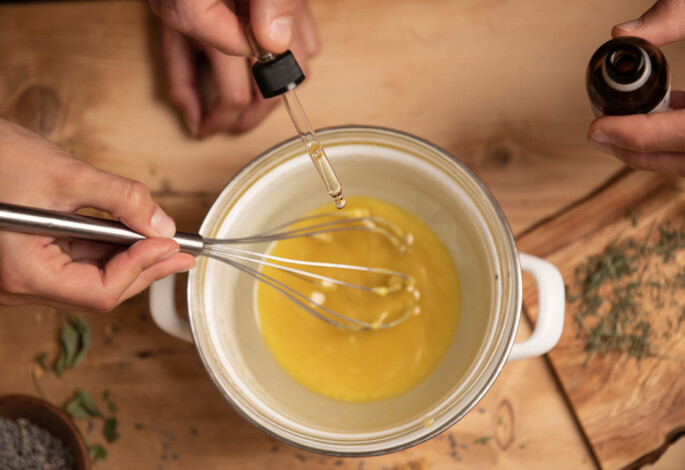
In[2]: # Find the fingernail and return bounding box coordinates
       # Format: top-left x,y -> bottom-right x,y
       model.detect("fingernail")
269,16 -> 293,47
590,129 -> 614,144
157,247 -> 180,262
175,258 -> 197,274
616,18 -> 642,32
151,205 -> 176,237
590,140 -> 614,156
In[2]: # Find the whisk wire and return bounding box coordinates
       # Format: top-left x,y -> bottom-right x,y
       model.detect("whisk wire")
208,214 -> 407,251
203,245 -> 411,295
205,253 -> 373,330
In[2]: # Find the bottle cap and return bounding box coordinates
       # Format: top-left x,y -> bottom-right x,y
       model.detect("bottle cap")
252,51 -> 305,98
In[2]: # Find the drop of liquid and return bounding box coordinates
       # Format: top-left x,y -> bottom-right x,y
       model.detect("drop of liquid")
334,195 -> 346,209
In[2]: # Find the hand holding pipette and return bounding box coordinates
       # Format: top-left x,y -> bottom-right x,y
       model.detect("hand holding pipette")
151,0 -> 320,136
246,25 -> 346,209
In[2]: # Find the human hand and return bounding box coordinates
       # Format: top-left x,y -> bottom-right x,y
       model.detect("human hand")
150,0 -> 320,137
0,119 -> 196,312
588,0 -> 685,176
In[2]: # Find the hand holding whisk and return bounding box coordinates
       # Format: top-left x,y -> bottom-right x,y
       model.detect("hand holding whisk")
0,203 -> 417,330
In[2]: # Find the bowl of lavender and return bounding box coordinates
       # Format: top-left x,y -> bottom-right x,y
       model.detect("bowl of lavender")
0,394 -> 89,470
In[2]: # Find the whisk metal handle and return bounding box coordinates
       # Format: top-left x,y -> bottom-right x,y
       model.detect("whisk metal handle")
0,202 -> 204,256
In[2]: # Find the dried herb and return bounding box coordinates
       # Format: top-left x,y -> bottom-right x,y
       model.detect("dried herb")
134,422 -> 146,430
568,221 -> 685,361
474,436 -> 492,445
88,443 -> 107,463
0,417 -> 75,469
103,418 -> 119,443
65,390 -> 120,461
31,315 -> 118,465
65,390 -> 101,420
102,390 -> 117,414
70,316 -> 91,367
61,321 -> 78,365
36,353 -> 49,371
54,315 -> 91,376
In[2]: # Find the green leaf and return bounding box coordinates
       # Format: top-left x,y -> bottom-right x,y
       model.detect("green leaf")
103,417 -> 119,443
69,315 -> 91,367
474,436 -> 492,445
78,390 -> 102,418
54,349 -> 68,377
88,444 -> 107,462
134,422 -> 146,430
64,390 -> 102,419
102,390 -> 110,401
107,401 -> 118,414
61,320 -> 79,366
64,396 -> 90,420
36,352 -> 48,370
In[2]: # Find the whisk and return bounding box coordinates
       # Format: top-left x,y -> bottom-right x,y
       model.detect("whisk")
0,202 -> 417,330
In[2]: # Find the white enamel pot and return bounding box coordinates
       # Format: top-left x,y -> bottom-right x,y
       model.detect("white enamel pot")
148,126 -> 564,456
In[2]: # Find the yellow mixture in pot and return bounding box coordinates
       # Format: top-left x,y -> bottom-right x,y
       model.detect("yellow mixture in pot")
257,196 -> 460,402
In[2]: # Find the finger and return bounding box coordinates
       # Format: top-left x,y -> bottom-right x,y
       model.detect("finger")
603,146 -> 685,176
612,0 -> 685,46
295,0 -> 320,57
230,94 -> 280,133
52,239 -> 119,265
48,239 -> 181,312
162,26 -> 202,137
250,0 -> 301,53
199,50 -> 253,137
118,252 -> 196,302
150,0 -> 252,56
0,239 -> 193,311
588,109 -> 685,153
0,289 -> 97,311
230,31 -> 313,134
231,30 -> 313,133
60,163 -> 176,238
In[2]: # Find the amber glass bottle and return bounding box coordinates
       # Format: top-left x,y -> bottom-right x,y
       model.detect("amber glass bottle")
586,36 -> 670,117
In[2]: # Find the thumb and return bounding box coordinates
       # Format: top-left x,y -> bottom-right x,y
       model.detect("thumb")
250,0 -> 300,53
612,0 -> 685,46
65,164 -> 176,239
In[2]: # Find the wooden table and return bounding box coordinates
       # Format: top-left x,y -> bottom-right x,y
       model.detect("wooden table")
0,0 -> 683,468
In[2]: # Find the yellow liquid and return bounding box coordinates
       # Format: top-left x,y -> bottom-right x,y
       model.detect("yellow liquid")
257,196 -> 461,402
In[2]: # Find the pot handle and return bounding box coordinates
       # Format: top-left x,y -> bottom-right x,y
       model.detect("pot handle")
507,253 -> 565,362
148,274 -> 193,343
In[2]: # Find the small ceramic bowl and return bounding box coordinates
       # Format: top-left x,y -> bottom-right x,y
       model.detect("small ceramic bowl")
0,394 -> 90,470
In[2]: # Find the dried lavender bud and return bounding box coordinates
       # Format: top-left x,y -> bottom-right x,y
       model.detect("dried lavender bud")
0,417 -> 75,470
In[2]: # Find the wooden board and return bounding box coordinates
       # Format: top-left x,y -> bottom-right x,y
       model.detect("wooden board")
518,170 -> 685,470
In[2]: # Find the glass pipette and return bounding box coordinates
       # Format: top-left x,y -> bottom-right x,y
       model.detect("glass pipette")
247,25 -> 346,209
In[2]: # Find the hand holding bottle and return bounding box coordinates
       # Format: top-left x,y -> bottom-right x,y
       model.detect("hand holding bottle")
588,0 -> 685,176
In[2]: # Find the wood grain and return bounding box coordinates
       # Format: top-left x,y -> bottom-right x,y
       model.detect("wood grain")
0,299 -> 595,470
0,0 -> 682,468
519,170 -> 685,470
1,0 -> 670,235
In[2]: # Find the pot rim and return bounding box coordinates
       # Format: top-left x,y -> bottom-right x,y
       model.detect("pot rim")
187,125 -> 522,456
